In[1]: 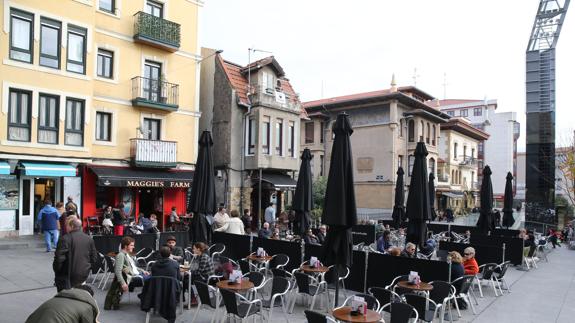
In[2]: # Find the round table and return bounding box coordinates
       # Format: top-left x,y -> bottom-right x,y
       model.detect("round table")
247,254 -> 273,262
179,265 -> 191,273
332,306 -> 382,323
397,280 -> 434,292
216,279 -> 255,291
300,264 -> 329,274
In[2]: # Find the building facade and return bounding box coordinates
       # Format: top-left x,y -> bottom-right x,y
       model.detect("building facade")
199,50 -> 303,224
439,99 -> 520,204
303,82 -> 450,219
0,0 -> 201,237
436,118 -> 489,215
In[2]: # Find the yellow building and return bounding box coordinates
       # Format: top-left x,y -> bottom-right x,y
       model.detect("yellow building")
0,0 -> 202,237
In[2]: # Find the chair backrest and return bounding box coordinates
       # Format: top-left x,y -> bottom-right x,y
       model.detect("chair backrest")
135,247 -> 153,258
481,263 -> 498,280
294,272 -> 311,294
271,268 -> 291,278
369,287 -> 398,311
495,261 -> 511,278
245,271 -> 265,288
209,243 -> 225,257
324,265 -> 350,284
142,276 -> 179,310
88,216 -> 99,225
390,302 -> 418,323
194,281 -> 216,309
390,275 -> 409,287
219,288 -> 239,315
239,259 -> 251,274
429,281 -> 453,304
453,275 -> 474,294
403,293 -> 428,320
270,254 -> 289,269
304,309 -> 327,323
104,255 -> 115,273
271,276 -> 290,298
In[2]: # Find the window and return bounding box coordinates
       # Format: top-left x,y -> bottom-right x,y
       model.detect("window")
10,9 -> 34,63
426,123 -> 430,144
275,119 -> 283,156
398,155 -> 403,170
97,49 -> 114,79
408,155 -> 415,176
320,155 -> 324,177
471,148 -> 475,159
408,120 -> 415,142
399,120 -> 403,137
320,121 -> 325,143
432,125 -> 436,146
38,94 -> 59,144
40,18 -> 61,69
143,118 -> 161,140
478,142 -> 484,154
8,89 -> 32,142
428,158 -> 435,175
463,146 -> 467,158
446,111 -> 454,117
99,0 -> 115,13
144,60 -> 162,102
67,25 -> 87,74
95,112 -> 112,141
247,118 -> 256,155
65,99 -> 84,146
145,0 -> 164,17
288,121 -> 295,157
473,108 -> 482,116
261,72 -> 275,94
419,121 -> 424,142
305,122 -> 314,144
453,143 -> 458,159
262,116 -> 270,154
460,109 -> 468,117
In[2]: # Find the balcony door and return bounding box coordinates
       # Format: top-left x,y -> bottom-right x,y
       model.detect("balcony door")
143,118 -> 161,140
143,60 -> 162,102
145,0 -> 164,18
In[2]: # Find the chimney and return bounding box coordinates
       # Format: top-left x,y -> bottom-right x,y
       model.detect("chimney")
390,73 -> 398,92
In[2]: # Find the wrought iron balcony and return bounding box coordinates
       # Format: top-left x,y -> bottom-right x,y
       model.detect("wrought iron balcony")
133,11 -> 180,51
459,156 -> 478,167
131,76 -> 179,111
130,138 -> 177,168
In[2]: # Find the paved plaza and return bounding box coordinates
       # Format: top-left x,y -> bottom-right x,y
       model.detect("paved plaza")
0,232 -> 572,323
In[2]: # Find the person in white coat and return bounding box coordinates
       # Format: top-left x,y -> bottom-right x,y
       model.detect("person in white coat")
216,210 -> 245,235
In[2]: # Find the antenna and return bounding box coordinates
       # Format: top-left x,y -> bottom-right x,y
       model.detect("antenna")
442,73 -> 449,99
412,68 -> 420,86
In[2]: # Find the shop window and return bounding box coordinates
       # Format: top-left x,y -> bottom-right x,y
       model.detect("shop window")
38,94 -> 59,144
95,186 -> 110,209
10,9 -> 34,63
65,98 -> 84,146
67,25 -> 87,74
40,18 -> 61,69
8,88 -> 32,142
96,112 -> 112,141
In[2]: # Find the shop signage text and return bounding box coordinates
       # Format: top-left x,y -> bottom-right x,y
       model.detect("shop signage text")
126,180 -> 191,188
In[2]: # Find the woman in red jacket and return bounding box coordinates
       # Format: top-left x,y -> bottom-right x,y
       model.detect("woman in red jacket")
463,246 -> 479,275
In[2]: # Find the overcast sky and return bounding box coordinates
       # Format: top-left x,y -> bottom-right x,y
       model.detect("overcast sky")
200,0 -> 575,151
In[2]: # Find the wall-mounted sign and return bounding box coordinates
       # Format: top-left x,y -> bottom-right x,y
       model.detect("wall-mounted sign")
0,175 -> 18,210
98,178 -> 191,188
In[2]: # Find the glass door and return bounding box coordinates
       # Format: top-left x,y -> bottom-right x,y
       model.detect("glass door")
144,61 -> 161,102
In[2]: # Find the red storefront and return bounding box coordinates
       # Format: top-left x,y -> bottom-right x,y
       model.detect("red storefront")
82,166 -> 192,230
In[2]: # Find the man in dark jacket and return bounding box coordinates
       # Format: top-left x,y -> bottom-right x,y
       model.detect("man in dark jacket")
25,285 -> 100,323
53,217 -> 98,292
151,246 -> 181,281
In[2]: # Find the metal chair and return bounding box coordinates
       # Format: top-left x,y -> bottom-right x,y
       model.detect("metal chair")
429,281 -> 457,322
86,216 -> 102,235
260,254 -> 290,277
260,276 -> 291,322
386,302 -> 418,323
322,265 -> 351,302
192,281 -> 221,323
304,310 -> 337,323
239,258 -> 259,274
476,263 -> 500,296
385,275 -> 410,296
219,287 -> 264,322
90,253 -> 107,285
369,286 -> 402,313
208,243 -> 226,263
292,272 -> 329,313
493,261 -> 512,294
243,271 -> 266,300
340,293 -> 380,311
404,293 -> 439,323
99,255 -> 115,290
451,275 -> 478,316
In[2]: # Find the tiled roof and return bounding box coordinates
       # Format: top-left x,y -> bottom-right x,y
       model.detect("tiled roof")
441,117 -> 490,141
303,86 -> 435,109
438,99 -> 482,106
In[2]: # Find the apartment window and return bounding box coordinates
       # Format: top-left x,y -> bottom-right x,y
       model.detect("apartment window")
247,118 -> 256,155
65,99 -> 84,146
408,155 -> 415,176
10,9 -> 34,63
398,155 -> 404,170
145,0 -> 164,17
408,120 -> 415,142
471,148 -> 475,159
95,112 -> 112,141
142,118 -> 161,140
463,146 -> 467,158
428,158 -> 435,175
419,121 -> 424,142
262,116 -> 270,154
320,155 -> 324,177
399,120 -> 403,137
474,107 -> 482,116
67,25 -> 87,74
8,89 -> 32,142
288,121 -> 295,157
261,72 -> 275,94
97,49 -> 114,79
144,60 -> 162,102
426,123 -> 430,144
38,94 -> 59,144
99,0 -> 115,13
453,143 -> 458,159
478,142 -> 484,154
276,119 -> 283,156
460,109 -> 468,117
320,122 -> 325,143
305,122 -> 314,144
432,125 -> 436,146
446,111 -> 454,116
40,18 -> 61,69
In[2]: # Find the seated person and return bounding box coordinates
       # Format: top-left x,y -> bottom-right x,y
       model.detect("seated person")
26,285 -> 100,323
388,247 -> 401,256
151,246 -> 181,281
258,222 -> 272,238
166,236 -> 184,263
105,236 -> 150,310
169,206 -> 180,223
271,228 -> 281,240
138,213 -> 154,233
189,242 -> 215,305
317,225 -> 327,244
377,231 -> 392,253
420,239 -> 436,257
304,229 -> 320,244
463,246 -> 479,275
448,251 -> 466,300
400,242 -> 417,258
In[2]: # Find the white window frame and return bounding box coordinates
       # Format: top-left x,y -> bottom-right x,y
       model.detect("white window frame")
93,107 -> 117,146
94,44 -> 119,83
97,0 -> 122,18
139,113 -> 166,140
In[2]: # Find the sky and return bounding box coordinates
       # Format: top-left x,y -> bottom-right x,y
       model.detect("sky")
200,0 -> 575,151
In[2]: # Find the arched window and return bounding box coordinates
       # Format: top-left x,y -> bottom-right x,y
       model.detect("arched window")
432,125 -> 436,146
451,170 -> 455,184
426,123 -> 430,144
408,120 -> 415,142
419,121 -> 424,142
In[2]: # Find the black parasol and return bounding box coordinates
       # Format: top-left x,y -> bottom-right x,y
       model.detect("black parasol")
392,167 -> 406,229
187,131 -> 216,244
405,142 -> 431,249
292,148 -> 314,237
502,172 -> 515,228
476,165 -> 494,234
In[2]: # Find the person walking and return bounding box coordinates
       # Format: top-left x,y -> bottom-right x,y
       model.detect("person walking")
213,206 -> 229,231
65,196 -> 78,213
112,204 -> 126,236
264,203 -> 276,227
37,199 -> 61,252
53,218 -> 98,292
55,202 -> 67,235
241,209 -> 252,234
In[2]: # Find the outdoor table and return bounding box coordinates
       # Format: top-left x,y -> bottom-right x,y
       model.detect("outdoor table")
300,264 -> 329,274
247,254 -> 273,262
332,306 -> 382,323
396,281 -> 434,292
216,279 -> 254,291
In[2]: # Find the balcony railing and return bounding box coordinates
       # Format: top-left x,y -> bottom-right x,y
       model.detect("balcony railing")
130,138 -> 177,168
250,87 -> 300,112
459,156 -> 478,167
131,76 -> 179,111
133,11 -> 180,51
437,173 -> 450,182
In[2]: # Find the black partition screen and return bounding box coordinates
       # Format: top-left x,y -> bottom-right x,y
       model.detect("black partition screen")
93,235 -> 124,254
252,237 -> 302,271
159,231 -> 189,249
212,232 -> 251,261
438,241 -> 504,265
470,236 -> 524,265
366,253 -> 450,288
133,233 -> 158,251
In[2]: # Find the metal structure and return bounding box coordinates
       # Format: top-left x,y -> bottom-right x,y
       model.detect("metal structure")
525,0 -> 570,228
